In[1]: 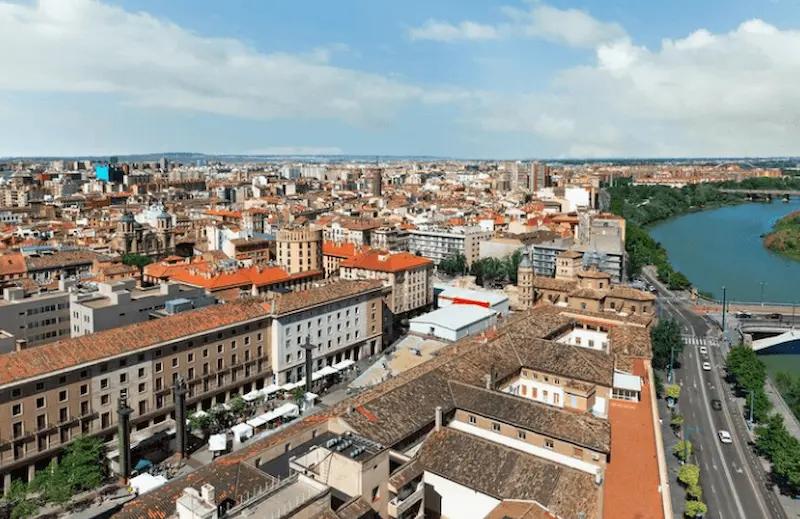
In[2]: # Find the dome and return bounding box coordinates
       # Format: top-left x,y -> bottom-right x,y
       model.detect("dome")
157,209 -> 171,220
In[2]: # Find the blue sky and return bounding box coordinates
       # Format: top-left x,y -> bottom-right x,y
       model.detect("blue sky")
1,0 -> 800,158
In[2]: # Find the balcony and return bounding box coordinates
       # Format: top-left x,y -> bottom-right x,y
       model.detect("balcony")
36,423 -> 58,435
388,482 -> 423,518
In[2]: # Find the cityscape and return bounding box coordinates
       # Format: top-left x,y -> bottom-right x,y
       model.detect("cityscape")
2,2 -> 800,519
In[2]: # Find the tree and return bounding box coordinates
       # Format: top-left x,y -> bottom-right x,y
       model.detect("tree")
687,484 -> 703,501
670,413 -> 684,431
7,480 -> 36,519
504,249 -> 523,284
756,413 -> 793,458
471,257 -> 507,287
666,384 -> 681,400
684,500 -> 707,518
188,412 -> 213,438
29,459 -> 72,506
290,388 -> 306,408
678,464 -> 700,487
746,388 -> 773,424
726,345 -> 766,394
122,253 -> 153,275
651,318 -> 685,371
10,500 -> 38,519
438,253 -> 467,277
228,396 -> 247,419
674,440 -> 692,462
60,435 -> 106,492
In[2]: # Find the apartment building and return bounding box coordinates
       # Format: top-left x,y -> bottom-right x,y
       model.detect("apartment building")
371,227 -> 409,251
322,241 -> 362,278
276,226 -> 323,275
70,279 -> 216,337
117,305 -> 665,519
270,280 -> 384,385
0,299 -> 273,490
339,250 -> 434,318
322,218 -> 380,247
408,226 -> 492,266
24,249 -> 100,285
0,280 -> 74,351
222,238 -> 271,265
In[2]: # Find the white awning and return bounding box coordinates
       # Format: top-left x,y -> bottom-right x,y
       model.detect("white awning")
130,473 -> 168,495
304,392 -> 318,401
208,434 -> 227,452
317,365 -> 339,377
230,423 -> 254,441
255,403 -> 300,424
261,384 -> 281,396
281,380 -> 304,391
247,417 -> 267,428
613,372 -> 642,392
243,390 -> 262,402
332,359 -> 355,371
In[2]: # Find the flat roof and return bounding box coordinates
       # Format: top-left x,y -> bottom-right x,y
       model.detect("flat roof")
435,285 -> 508,305
410,305 -> 496,331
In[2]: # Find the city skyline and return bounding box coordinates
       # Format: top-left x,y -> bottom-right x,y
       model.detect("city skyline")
1,0 -> 800,158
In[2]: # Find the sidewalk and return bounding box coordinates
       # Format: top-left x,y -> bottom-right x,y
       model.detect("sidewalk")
656,380 -> 684,519
765,379 -> 800,441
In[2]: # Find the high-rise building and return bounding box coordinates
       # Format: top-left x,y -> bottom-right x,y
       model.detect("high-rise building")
276,226 -> 323,275
369,168 -> 383,197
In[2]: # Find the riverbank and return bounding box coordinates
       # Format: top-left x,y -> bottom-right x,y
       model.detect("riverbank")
763,210 -> 800,262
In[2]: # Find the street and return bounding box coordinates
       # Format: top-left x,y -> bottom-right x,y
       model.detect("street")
644,270 -> 786,519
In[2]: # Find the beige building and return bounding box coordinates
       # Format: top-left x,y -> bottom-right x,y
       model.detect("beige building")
276,226 -> 323,275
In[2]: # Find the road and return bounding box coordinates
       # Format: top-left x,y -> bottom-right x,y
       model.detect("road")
645,270 -> 786,519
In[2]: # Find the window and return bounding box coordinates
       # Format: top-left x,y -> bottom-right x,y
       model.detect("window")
244,337 -> 250,346
12,388 -> 20,398
80,384 -> 88,396
491,422 -> 501,432
203,348 -> 209,358
218,344 -> 224,354
12,421 -> 23,439
542,390 -> 548,401
36,382 -> 44,391
573,447 -> 584,459
580,303 -> 586,310
59,407 -> 68,423
172,358 -> 179,368
155,362 -> 163,373
371,486 -> 379,502
188,353 -> 194,362
545,439 -> 554,450
553,378 -> 560,384
257,332 -> 262,342
101,412 -> 110,429
101,394 -> 110,406
588,339 -> 595,347
138,383 -> 146,394
120,373 -> 128,384
80,370 -> 88,379
517,430 -> 527,440
610,301 -> 616,310
468,414 -> 476,425
58,390 -> 67,402
58,376 -> 66,384
36,396 -> 46,409
80,401 -> 89,415
231,340 -> 237,350
554,393 -> 560,405
286,354 -> 291,363
12,403 -> 21,416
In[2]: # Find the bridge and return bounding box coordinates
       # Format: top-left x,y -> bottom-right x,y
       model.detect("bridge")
752,329 -> 800,353
718,188 -> 800,200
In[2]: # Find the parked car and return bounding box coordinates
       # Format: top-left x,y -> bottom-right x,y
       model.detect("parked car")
718,430 -> 733,444
765,313 -> 783,320
699,346 -> 708,355
711,399 -> 722,410
734,311 -> 752,318
702,362 -> 711,371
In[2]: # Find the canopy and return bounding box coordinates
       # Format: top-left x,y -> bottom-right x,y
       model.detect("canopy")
281,380 -> 304,391
247,416 -> 267,428
332,359 -> 355,371
209,434 -> 227,452
243,390 -> 262,402
256,403 -> 300,424
261,384 -> 281,396
317,365 -> 339,377
130,473 -> 168,495
230,423 -> 254,441
304,392 -> 319,401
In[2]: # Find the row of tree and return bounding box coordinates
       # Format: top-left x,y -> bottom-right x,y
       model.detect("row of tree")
725,345 -> 800,494
7,436 -> 107,519
650,318 -> 686,371
774,371 -> 800,421
438,250 -> 524,287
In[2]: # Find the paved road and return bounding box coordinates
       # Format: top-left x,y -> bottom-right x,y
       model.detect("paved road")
645,270 -> 785,519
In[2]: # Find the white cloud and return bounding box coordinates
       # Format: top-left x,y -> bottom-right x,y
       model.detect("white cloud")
409,20 -> 500,42
409,2 -> 624,48
0,0 -> 463,126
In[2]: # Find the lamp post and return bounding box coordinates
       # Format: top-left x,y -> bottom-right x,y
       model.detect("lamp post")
669,343 -> 675,384
749,390 -> 755,428
760,282 -> 767,307
721,286 -> 727,331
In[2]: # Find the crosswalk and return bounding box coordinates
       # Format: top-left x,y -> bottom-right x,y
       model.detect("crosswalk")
682,334 -> 716,347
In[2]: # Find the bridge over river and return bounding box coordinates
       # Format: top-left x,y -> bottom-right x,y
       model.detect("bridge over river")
718,188 -> 800,200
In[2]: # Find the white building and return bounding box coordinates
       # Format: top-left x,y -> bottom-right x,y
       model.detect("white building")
409,305 -> 497,342
435,285 -> 510,316
408,227 -> 492,266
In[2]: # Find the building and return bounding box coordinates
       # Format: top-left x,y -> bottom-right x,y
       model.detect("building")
69,279 -> 216,337
409,304 -> 497,342
0,299 -> 273,490
269,280 -> 384,385
95,164 -> 124,183
115,210 -> 175,257
435,285 -> 510,315
115,304 -> 665,519
408,227 -> 492,266
368,167 -> 383,197
339,249 -> 434,319
371,227 -> 409,252
322,218 -> 381,247
222,238 -> 271,265
24,249 -> 100,285
531,237 -> 625,284
0,280 -> 73,351
322,241 -> 362,278
276,226 -> 323,275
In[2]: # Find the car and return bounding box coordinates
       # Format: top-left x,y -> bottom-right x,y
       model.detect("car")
766,313 -> 783,320
711,399 -> 722,410
734,311 -> 752,319
702,362 -> 711,371
718,430 -> 733,444
699,346 -> 708,355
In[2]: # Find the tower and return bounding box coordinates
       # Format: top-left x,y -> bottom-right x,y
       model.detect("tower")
118,212 -> 136,254
517,247 -> 535,309
370,168 -> 383,197
156,208 -> 174,252
173,375 -> 188,460
117,396 -> 133,481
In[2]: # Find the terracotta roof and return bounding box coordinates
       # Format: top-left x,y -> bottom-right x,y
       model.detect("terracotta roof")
322,241 -> 362,259
272,280 -> 383,316
335,497 -> 373,519
162,264 -> 319,291
339,249 -> 432,273
607,286 -> 656,301
557,250 -> 582,259
603,359 -> 664,519
568,287 -> 605,300
0,252 -> 26,276
25,250 -> 101,271
577,269 -> 611,280
483,501 -> 555,519
609,325 -> 653,360
533,276 -> 577,292
417,428 -> 599,519
0,299 -> 270,388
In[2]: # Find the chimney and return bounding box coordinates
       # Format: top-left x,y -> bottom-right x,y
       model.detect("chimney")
434,406 -> 442,431
200,484 -> 215,505
484,374 -> 492,390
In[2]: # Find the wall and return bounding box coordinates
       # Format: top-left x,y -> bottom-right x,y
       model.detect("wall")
423,471 -> 499,519
556,329 -> 608,351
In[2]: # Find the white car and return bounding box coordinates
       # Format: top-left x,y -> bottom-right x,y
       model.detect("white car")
718,430 -> 733,444
699,346 -> 708,355
702,362 -> 711,371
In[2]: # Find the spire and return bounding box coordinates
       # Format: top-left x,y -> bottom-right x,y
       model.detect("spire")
518,246 -> 533,269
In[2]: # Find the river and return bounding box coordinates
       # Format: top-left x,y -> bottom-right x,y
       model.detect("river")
650,199 -> 800,375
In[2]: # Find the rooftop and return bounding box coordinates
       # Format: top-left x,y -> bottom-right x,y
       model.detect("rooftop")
271,279 -> 383,316
409,304 -> 497,331
339,249 -> 432,273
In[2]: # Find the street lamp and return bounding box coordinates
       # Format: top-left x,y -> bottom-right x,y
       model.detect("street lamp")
668,343 -> 675,384
749,390 -> 755,428
721,286 -> 727,331
760,282 -> 767,307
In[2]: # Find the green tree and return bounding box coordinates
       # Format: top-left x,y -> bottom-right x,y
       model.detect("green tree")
678,464 -> 700,487
471,257 -> 507,286
725,345 -> 766,394
746,388 -> 773,424
756,413 -> 793,458
687,484 -> 703,501
228,396 -> 247,418
188,412 -> 213,438
504,249 -> 524,284
438,253 -> 467,277
666,384 -> 681,400
29,459 -> 72,506
684,500 -> 707,518
60,435 -> 106,492
290,387 -> 306,408
670,413 -> 684,430
7,480 -> 36,519
122,253 -> 154,275
674,440 -> 692,462
651,319 -> 685,371
10,500 -> 38,519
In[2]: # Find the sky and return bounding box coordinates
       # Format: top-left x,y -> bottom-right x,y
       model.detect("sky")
1,0 -> 800,159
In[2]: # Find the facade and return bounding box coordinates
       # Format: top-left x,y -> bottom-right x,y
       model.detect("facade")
276,226 -> 323,275
222,238 -> 271,264
24,250 -> 100,285
0,299 -> 273,490
409,304 -> 497,342
371,227 -> 409,252
115,210 -> 175,257
408,227 -> 492,266
322,241 -> 362,278
70,279 -> 216,337
269,280 -> 384,385
323,219 -> 380,247
0,281 -> 73,351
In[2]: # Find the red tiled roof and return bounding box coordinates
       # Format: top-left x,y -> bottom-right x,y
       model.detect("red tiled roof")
0,252 -> 26,276
322,241 -> 364,259
0,299 -> 271,388
339,249 -> 432,273
603,359 -> 664,519
167,265 -> 320,291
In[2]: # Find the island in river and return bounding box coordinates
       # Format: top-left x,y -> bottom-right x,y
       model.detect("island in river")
763,210 -> 800,262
